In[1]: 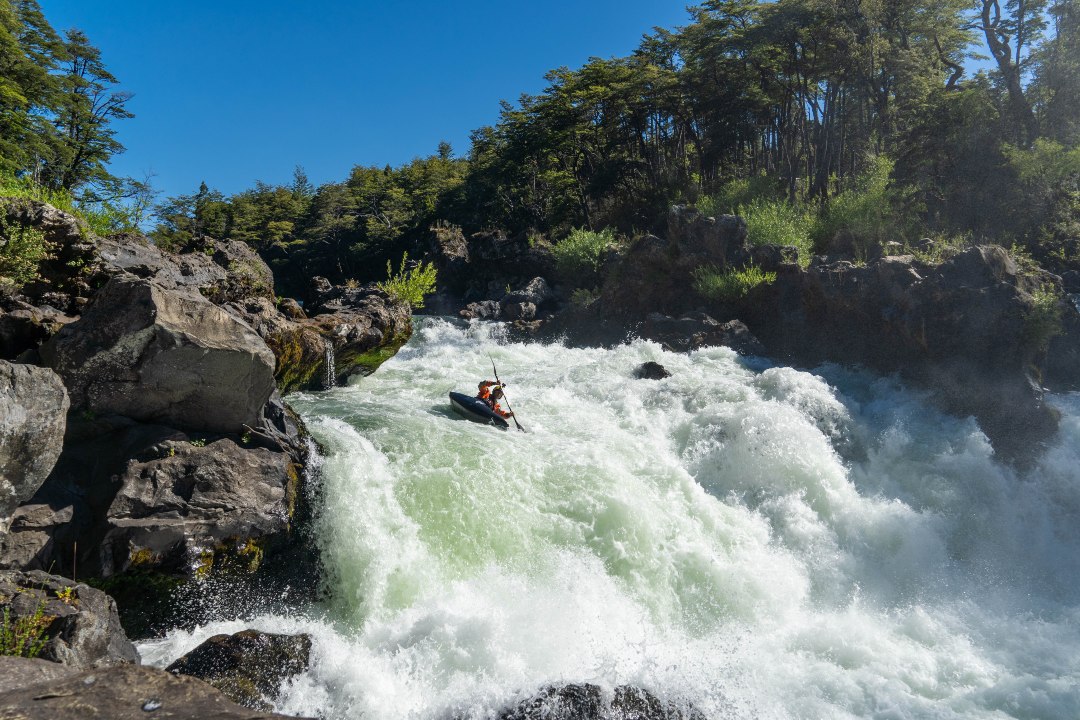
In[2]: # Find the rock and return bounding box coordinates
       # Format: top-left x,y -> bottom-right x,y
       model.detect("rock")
0,411 -> 310,638
599,208 -> 748,319
40,276 -> 275,434
504,277 -> 554,306
641,313 -> 767,356
0,657 -> 77,694
741,246 -> 1064,462
460,300 -> 501,320
277,297 -> 306,320
634,361 -> 671,380
489,684 -> 704,720
99,436 -> 301,579
0,361 -> 68,536
0,299 -> 76,360
0,570 -> 137,668
425,224 -> 471,293
232,281 -> 412,392
165,629 -> 312,710
500,300 -> 536,321
0,659 -> 310,719
1061,271 -> 1080,293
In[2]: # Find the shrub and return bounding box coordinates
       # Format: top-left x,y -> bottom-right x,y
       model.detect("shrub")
692,264 -> 777,303
906,232 -> 972,265
697,175 -> 781,218
377,251 -> 437,309
0,213 -> 52,292
741,199 -> 815,266
1,603 -> 51,659
1024,284 -> 1064,351
552,227 -> 616,285
813,156 -> 910,259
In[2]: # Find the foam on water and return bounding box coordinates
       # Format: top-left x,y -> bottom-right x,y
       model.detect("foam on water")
138,318 -> 1080,719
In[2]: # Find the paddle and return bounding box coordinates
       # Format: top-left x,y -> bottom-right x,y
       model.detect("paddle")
490,356 -> 526,432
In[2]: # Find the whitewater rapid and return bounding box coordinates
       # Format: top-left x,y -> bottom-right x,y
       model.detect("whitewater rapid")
138,318 -> 1080,720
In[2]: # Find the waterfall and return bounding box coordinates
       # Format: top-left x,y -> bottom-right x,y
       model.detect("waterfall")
323,342 -> 336,389
138,318 -> 1080,720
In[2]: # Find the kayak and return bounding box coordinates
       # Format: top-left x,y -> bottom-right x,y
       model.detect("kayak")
449,391 -> 509,429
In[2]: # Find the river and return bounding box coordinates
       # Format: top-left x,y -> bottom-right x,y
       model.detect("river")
138,317 -> 1080,720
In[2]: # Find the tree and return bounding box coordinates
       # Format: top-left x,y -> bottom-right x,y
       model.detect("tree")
38,28 -> 132,198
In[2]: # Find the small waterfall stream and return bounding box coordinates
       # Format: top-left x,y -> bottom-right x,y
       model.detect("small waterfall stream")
324,342 -> 336,389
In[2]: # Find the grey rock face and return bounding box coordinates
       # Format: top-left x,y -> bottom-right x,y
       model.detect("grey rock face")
0,361 -> 68,536
0,659 -> 310,719
99,437 -> 299,578
165,629 -> 312,710
0,570 -> 137,668
41,276 -> 275,433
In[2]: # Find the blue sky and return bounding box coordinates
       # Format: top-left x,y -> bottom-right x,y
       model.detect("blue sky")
38,1 -> 694,200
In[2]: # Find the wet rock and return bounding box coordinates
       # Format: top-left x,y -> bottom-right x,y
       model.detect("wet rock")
460,300 -> 501,320
40,276 -> 276,434
0,570 -> 137,668
641,313 -> 766,356
0,361 -> 68,536
491,684 -> 704,720
742,246 -> 1071,462
0,659 -> 310,719
232,281 -> 412,393
98,436 -> 301,579
500,301 -> 537,321
165,629 -> 312,710
634,361 -> 671,380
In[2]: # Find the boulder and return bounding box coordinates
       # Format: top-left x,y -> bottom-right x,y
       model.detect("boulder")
634,361 -> 671,380
41,276 -> 275,433
741,246 -> 1069,462
1,403 -> 307,568
641,313 -> 767,356
0,299 -> 76,360
489,684 -> 704,720
99,436 -> 301,579
0,657 -> 75,694
0,659 -> 311,719
460,300 -> 501,320
165,629 -> 312,710
231,281 -> 412,393
0,570 -> 137,668
0,361 -> 68,536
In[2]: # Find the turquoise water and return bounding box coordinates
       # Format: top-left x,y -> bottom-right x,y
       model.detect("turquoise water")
140,318 -> 1080,719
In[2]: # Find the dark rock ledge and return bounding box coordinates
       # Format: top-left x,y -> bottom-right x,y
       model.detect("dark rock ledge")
0,199 -> 411,715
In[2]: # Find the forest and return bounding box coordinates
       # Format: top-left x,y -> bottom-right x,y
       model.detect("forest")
2,0 -> 1079,296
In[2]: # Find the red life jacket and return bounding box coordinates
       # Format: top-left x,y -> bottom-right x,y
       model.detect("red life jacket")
477,380 -> 497,400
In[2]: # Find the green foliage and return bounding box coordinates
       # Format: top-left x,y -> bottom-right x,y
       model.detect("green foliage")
377,252 -> 437,309
552,227 -> 616,284
697,176 -> 782,218
1025,284 -> 1064,350
906,233 -> 972,265
1,603 -> 51,659
814,157 -> 907,259
741,199 -> 814,267
0,212 -> 51,291
692,264 -> 777,303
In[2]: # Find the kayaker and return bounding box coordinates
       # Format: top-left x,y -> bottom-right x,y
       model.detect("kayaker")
485,386 -> 514,419
476,379 -> 502,401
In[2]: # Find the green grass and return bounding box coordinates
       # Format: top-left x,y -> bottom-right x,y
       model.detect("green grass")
692,264 -> 777,303
742,199 -> 815,267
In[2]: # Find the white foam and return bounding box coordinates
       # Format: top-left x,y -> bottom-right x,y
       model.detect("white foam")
141,319 -> 1080,720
